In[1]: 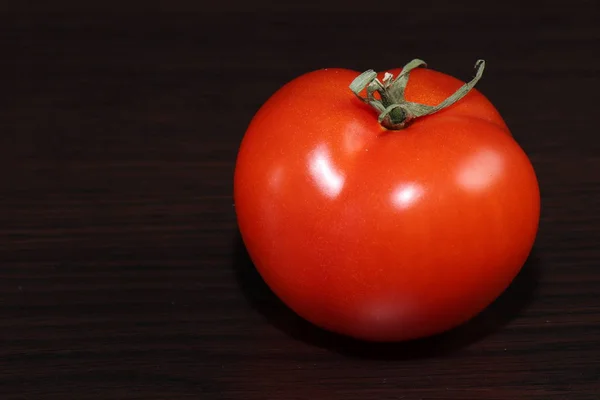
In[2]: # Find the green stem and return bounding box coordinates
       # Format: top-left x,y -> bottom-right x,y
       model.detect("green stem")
349,59 -> 486,130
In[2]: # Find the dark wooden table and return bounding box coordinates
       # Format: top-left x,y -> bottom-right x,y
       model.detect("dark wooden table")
2,3 -> 599,399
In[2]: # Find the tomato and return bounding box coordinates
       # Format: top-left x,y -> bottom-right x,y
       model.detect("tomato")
233,59 -> 540,342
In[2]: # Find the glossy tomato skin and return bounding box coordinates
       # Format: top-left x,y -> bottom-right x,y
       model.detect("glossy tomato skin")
234,66 -> 540,342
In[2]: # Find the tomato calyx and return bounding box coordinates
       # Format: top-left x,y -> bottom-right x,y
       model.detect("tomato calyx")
349,59 -> 486,130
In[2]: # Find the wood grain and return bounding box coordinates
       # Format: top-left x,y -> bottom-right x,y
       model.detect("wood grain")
1,4 -> 599,399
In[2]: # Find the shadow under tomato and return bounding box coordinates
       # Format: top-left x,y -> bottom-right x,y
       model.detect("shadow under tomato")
231,232 -> 541,360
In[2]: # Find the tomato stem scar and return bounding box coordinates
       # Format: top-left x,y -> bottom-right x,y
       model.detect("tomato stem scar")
349,59 -> 486,130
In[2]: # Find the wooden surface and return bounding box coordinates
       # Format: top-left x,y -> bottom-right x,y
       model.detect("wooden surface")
1,4 -> 599,399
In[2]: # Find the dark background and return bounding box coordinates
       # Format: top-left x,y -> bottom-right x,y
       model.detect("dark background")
1,2 -> 599,399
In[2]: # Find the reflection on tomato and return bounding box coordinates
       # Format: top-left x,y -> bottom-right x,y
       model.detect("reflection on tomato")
234,59 -> 540,342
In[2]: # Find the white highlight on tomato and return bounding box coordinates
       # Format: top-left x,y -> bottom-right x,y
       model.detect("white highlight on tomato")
308,145 -> 345,198
457,148 -> 504,192
392,182 -> 424,209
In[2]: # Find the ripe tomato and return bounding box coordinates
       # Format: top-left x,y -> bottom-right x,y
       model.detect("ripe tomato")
234,59 -> 540,342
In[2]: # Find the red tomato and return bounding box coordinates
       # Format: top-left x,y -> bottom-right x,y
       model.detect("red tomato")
233,60 -> 540,342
